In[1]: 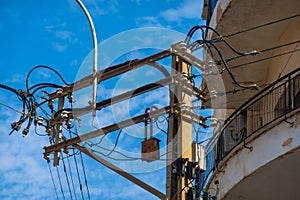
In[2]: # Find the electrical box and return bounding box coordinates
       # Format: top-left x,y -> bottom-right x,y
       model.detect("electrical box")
141,138 -> 160,162
192,142 -> 206,172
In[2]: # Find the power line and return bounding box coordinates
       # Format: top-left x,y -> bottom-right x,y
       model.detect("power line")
224,13 -> 300,38
62,152 -> 74,200
73,151 -> 85,200
67,155 -> 78,200
104,129 -> 123,157
56,166 -> 66,200
278,42 -> 300,78
230,48 -> 300,69
225,39 -> 300,63
47,162 -> 59,200
0,101 -> 22,114
25,65 -> 70,93
79,152 -> 91,200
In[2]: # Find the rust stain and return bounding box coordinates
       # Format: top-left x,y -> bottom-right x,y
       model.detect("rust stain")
216,4 -> 222,24
292,117 -> 300,128
282,137 -> 293,147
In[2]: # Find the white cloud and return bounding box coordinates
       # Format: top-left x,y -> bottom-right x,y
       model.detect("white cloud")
0,127 -> 54,200
45,23 -> 78,52
68,0 -> 119,16
160,0 -> 203,22
53,42 -> 68,53
55,30 -> 74,41
135,16 -> 163,27
4,73 -> 25,84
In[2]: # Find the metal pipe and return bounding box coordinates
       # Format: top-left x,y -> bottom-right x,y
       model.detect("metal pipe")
76,0 -> 98,117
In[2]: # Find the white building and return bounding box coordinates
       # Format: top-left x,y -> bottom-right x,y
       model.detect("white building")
201,0 -> 300,199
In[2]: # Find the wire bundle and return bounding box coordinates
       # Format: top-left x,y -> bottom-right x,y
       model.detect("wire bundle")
185,25 -> 259,90
0,65 -> 70,136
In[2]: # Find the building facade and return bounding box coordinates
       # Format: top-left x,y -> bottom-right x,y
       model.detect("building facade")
201,0 -> 300,199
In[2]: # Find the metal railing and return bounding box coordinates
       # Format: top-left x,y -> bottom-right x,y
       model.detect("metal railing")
216,67 -> 300,163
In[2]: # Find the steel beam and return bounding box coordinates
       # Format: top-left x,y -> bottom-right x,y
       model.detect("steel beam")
49,50 -> 171,99
74,144 -> 166,200
44,106 -> 170,155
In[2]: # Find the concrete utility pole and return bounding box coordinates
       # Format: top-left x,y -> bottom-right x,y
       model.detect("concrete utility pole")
43,48 -> 207,200
53,96 -> 65,166
166,56 -> 193,200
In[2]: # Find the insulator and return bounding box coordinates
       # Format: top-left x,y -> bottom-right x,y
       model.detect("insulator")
61,110 -> 69,120
37,116 -> 45,126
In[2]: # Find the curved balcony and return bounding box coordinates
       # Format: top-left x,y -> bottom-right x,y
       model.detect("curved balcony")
201,67 -> 300,199
202,0 -> 300,109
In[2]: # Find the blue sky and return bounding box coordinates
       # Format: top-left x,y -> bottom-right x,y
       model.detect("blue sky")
0,1 -> 206,199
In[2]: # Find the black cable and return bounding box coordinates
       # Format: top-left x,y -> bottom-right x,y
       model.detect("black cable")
224,13 -> 300,38
206,40 -> 258,89
62,153 -> 74,200
28,82 -> 63,91
278,42 -> 300,79
0,101 -> 22,114
34,125 -> 48,136
225,39 -> 300,63
31,84 -> 63,94
154,119 -> 168,135
0,84 -> 30,112
38,106 -> 52,119
185,25 -> 205,45
67,155 -> 78,200
230,48 -> 300,69
73,153 -> 85,200
47,162 -> 59,200
104,129 -> 123,157
170,179 -> 195,200
186,25 -> 259,57
56,166 -> 66,200
87,142 -> 141,160
79,152 -> 91,200
26,65 -> 70,93
90,134 -> 107,146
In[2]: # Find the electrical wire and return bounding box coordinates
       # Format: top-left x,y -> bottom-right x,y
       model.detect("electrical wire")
79,152 -> 91,200
87,142 -> 141,161
0,101 -> 23,114
73,152 -> 85,200
34,125 -> 48,136
230,48 -> 300,69
170,179 -> 195,200
56,166 -> 66,200
224,13 -> 300,38
47,162 -> 59,200
104,129 -> 123,157
154,119 -> 168,135
184,25 -> 259,90
26,65 -> 70,93
225,39 -> 300,63
278,42 -> 300,79
205,40 -> 258,89
62,152 -> 74,200
67,155 -> 78,200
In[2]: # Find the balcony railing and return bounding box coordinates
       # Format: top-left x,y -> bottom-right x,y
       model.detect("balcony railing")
217,67 -> 300,163
199,67 -> 300,195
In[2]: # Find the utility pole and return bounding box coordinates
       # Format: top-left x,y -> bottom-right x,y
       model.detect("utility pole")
42,48 -> 207,200
53,95 -> 64,166
166,56 -> 193,200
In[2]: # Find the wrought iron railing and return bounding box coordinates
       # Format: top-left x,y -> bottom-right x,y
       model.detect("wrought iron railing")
216,67 -> 300,163
199,68 -> 300,195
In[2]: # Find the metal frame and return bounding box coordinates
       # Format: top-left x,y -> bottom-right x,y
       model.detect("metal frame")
215,67 -> 300,163
43,49 -> 207,200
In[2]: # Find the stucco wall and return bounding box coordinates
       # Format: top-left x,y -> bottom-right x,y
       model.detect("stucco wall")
267,18 -> 300,83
